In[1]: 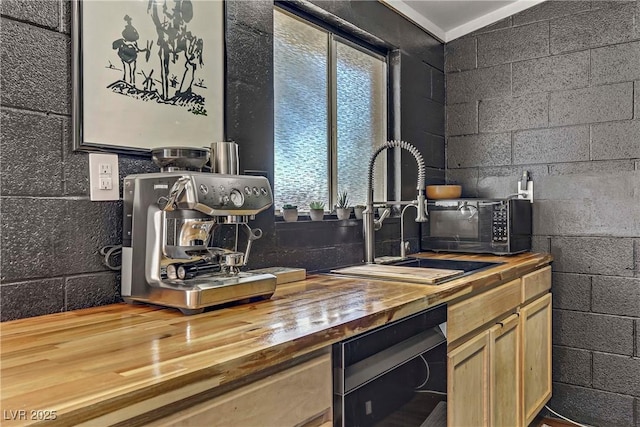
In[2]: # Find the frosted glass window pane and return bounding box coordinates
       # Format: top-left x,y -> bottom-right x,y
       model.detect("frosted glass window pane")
273,10 -> 329,210
336,41 -> 386,206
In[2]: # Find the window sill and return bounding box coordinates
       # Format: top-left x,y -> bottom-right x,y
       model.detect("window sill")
275,213 -> 362,223
275,215 -> 362,229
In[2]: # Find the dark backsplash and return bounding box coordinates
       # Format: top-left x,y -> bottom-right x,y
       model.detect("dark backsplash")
0,0 -> 444,321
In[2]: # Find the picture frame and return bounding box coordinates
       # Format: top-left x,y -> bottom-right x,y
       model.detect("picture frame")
72,0 -> 225,155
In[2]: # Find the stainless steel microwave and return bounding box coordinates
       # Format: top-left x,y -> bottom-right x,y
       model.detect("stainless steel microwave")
421,198 -> 532,255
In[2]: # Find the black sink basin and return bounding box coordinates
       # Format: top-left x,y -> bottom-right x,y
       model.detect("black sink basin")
391,257 -> 503,274
376,258 -> 504,284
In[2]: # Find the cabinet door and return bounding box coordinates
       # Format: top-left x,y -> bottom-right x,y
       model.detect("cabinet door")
448,330 -> 490,427
520,293 -> 552,426
490,314 -> 521,427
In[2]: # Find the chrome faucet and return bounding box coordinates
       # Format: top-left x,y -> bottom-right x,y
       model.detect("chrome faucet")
364,140 -> 428,264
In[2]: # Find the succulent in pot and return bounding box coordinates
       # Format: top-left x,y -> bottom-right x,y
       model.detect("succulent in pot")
336,190 -> 351,220
281,204 -> 298,222
353,204 -> 366,220
309,201 -> 325,221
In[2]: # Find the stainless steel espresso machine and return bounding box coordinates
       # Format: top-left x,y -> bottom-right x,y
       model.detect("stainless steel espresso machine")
121,147 -> 276,314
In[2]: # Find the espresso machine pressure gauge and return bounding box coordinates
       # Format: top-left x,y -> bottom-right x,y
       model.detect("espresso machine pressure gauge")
229,189 -> 244,208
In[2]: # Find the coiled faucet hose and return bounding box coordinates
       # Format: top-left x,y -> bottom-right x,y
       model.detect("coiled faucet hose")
367,140 -> 426,193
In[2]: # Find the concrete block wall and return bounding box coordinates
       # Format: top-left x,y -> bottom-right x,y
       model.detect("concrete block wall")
0,0 -> 444,320
0,1 -> 160,321
445,1 -> 640,426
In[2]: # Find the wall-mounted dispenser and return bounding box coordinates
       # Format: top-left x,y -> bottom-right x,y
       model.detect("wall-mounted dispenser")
518,170 -> 534,203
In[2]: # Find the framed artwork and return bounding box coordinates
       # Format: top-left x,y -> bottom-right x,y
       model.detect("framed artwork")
72,0 -> 224,154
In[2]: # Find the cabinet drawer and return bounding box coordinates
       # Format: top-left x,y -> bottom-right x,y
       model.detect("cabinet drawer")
521,266 -> 551,303
448,279 -> 521,343
146,354 -> 332,427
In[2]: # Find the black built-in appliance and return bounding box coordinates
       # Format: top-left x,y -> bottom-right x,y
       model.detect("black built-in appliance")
421,198 -> 532,255
333,305 -> 448,427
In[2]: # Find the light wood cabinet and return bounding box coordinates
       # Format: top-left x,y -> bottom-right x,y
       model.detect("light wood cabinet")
448,314 -> 521,427
448,278 -> 521,343
490,314 -> 520,427
447,266 -> 552,427
448,330 -> 491,427
521,266 -> 552,303
143,352 -> 332,427
521,293 -> 552,426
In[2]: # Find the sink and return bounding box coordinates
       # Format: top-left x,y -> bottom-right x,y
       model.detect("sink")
330,257 -> 504,285
388,257 -> 503,275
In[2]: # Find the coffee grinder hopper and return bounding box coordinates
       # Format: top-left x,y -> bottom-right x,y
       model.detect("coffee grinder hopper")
152,147 -> 210,172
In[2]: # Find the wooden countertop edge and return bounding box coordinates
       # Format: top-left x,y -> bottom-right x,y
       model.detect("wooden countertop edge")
0,252 -> 552,426
14,295 -> 445,427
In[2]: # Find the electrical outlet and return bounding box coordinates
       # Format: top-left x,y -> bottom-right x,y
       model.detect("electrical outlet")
89,153 -> 119,201
99,177 -> 113,190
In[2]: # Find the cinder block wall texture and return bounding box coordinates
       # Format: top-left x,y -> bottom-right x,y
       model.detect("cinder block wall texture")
0,1 -> 154,321
445,1 -> 640,426
0,0 -> 444,320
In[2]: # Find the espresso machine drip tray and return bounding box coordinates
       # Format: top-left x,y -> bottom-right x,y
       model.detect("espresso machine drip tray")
127,272 -> 277,315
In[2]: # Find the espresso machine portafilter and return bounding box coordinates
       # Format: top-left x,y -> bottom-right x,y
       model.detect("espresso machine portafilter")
121,147 -> 276,315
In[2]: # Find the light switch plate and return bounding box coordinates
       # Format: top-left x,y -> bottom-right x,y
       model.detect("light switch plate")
89,153 -> 120,201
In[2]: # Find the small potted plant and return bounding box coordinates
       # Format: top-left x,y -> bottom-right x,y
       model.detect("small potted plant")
353,204 -> 366,220
336,190 -> 351,220
281,204 -> 298,222
309,201 -> 325,221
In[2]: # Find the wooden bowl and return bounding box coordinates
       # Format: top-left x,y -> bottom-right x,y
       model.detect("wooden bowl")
426,185 -> 462,199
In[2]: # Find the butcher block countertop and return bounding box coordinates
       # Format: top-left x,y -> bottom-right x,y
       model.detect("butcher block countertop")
0,252 -> 551,426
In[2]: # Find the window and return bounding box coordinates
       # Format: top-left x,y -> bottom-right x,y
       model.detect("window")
273,8 -> 387,211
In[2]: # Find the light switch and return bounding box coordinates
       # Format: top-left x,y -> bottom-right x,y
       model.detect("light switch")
89,153 -> 120,201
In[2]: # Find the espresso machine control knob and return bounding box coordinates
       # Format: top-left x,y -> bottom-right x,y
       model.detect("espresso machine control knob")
229,189 -> 244,207
157,196 -> 170,210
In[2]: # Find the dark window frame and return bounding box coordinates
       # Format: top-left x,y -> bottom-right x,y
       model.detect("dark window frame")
274,4 -> 390,209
